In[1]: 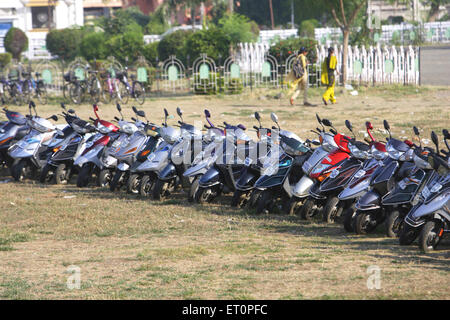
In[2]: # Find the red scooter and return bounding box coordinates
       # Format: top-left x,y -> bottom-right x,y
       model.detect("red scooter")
289,114 -> 352,219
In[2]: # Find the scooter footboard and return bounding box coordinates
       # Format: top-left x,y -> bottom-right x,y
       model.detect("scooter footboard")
355,190 -> 381,211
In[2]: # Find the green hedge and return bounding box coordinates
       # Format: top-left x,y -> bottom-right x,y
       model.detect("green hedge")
0,53 -> 12,67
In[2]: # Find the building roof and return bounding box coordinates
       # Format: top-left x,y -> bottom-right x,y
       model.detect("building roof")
83,0 -> 123,8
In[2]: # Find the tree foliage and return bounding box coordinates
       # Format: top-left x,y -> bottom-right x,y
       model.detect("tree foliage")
80,32 -> 108,61
46,28 -> 83,61
4,27 -> 28,60
218,13 -> 259,44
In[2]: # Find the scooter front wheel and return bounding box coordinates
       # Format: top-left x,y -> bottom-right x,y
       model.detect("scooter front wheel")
231,190 -> 249,208
97,169 -> 112,188
55,163 -> 70,185
385,209 -> 403,238
127,174 -> 140,194
398,223 -> 420,245
77,163 -> 92,187
188,177 -> 200,203
39,164 -> 54,184
322,196 -> 343,224
300,198 -> 317,220
354,211 -> 378,234
139,175 -> 154,197
110,170 -> 124,192
342,204 -> 357,232
418,220 -> 443,253
153,178 -> 173,200
256,190 -> 274,214
195,186 -> 217,204
11,159 -> 28,182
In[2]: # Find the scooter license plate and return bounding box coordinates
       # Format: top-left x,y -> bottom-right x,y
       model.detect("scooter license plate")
398,179 -> 407,190
244,157 -> 252,166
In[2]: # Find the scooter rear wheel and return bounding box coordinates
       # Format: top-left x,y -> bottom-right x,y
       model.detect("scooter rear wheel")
342,204 -> 356,232
385,209 -> 402,238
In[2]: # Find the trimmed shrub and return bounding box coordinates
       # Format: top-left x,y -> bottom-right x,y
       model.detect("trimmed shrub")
4,27 -> 28,60
184,26 -> 231,63
157,30 -> 193,65
80,32 -> 108,61
46,28 -> 83,61
105,30 -> 144,64
0,53 -> 12,67
142,42 -> 159,66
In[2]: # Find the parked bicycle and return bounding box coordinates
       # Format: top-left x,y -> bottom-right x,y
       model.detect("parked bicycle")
116,67 -> 145,105
101,68 -> 126,104
67,65 -> 102,105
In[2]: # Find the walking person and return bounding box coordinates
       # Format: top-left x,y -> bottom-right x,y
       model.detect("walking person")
287,47 -> 313,106
321,47 -> 340,105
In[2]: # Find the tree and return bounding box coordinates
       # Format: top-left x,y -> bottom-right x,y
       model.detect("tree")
105,30 -> 144,64
80,32 -> 108,61
4,27 -> 28,60
218,13 -> 259,45
46,28 -> 83,61
327,0 -> 367,84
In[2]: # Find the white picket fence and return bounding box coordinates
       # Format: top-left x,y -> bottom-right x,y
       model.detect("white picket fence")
315,44 -> 420,85
315,21 -> 450,46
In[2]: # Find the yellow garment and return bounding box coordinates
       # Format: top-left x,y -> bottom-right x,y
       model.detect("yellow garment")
287,54 -> 308,101
322,81 -> 336,103
321,55 -> 337,103
321,55 -> 337,85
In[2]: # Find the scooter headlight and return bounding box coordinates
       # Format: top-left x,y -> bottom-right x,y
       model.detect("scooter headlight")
430,183 -> 442,193
349,143 -> 369,159
371,145 -> 387,160
311,163 -> 331,175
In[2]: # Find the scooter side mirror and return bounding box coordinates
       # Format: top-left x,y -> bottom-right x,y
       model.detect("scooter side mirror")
316,113 -> 322,124
322,119 -> 332,127
383,120 -> 390,132
442,129 -> 450,140
116,103 -> 122,112
270,112 -> 278,124
60,103 -> 66,110
176,107 -> 183,117
255,112 -> 261,122
431,131 -> 439,153
68,109 -> 76,114
204,109 -> 211,118
365,121 -> 373,130
93,104 -> 99,112
132,106 -> 138,114
345,120 -> 353,132
49,115 -> 58,121
413,126 -> 420,136
137,110 -> 146,118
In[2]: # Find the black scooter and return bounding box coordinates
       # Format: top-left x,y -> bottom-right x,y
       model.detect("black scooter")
353,120 -> 415,234
0,107 -> 29,170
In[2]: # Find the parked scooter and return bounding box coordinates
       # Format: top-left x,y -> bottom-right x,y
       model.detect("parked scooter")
353,120 -> 416,234
109,107 -> 161,193
231,111 -> 275,208
182,109 -> 225,202
251,112 -> 313,214
0,107 -> 29,170
194,121 -> 252,204
131,108 -> 180,197
289,114 -> 352,220
152,107 -> 203,200
400,129 -> 450,251
8,101 -> 60,181
40,104 -> 97,184
380,126 -> 437,237
74,104 -> 120,187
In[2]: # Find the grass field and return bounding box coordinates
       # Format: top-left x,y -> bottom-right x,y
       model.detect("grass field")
0,85 -> 449,299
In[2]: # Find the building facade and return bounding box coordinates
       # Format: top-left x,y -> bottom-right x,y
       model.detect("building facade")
0,0 -> 83,59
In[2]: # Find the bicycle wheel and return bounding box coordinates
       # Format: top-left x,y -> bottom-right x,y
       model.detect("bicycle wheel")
101,80 -> 112,104
11,85 -> 22,106
89,77 -> 101,104
133,82 -> 145,105
36,82 -> 48,105
116,81 -> 129,104
69,83 -> 82,105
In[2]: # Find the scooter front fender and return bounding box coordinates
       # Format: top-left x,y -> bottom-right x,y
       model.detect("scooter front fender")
410,192 -> 450,222
199,166 -> 221,187
292,175 -> 314,198
158,163 -> 177,181
355,189 -> 381,211
338,178 -> 371,201
235,169 -> 257,191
